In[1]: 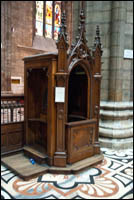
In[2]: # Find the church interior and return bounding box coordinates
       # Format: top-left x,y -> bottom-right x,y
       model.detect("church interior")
1,1 -> 133,199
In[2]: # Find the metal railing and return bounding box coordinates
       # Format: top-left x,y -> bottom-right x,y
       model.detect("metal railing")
1,93 -> 24,124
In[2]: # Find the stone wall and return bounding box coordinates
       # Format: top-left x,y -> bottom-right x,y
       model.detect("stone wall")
72,1 -> 80,44
73,1 -> 133,102
64,1 -> 73,48
73,1 -> 113,101
123,1 -> 133,102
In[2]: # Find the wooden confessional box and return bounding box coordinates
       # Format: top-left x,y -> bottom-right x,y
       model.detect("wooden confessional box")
23,11 -> 103,170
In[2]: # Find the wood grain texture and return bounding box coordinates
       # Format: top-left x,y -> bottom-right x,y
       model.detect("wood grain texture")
15,9 -> 103,170
1,122 -> 24,154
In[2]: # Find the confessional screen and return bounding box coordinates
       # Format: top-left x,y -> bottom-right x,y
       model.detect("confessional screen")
68,65 -> 88,122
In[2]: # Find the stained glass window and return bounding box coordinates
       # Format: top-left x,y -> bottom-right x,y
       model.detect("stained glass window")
35,1 -> 62,40
35,1 -> 43,36
45,1 -> 53,38
54,1 -> 61,40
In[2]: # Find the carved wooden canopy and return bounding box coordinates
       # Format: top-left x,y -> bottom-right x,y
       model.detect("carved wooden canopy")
56,8 -> 103,73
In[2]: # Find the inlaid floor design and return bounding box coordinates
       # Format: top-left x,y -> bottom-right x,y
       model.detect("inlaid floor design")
1,148 -> 133,199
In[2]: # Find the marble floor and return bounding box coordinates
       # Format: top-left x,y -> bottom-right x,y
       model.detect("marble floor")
1,148 -> 133,199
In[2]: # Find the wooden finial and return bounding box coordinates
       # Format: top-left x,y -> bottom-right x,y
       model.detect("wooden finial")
57,11 -> 68,44
74,9 -> 87,44
56,10 -> 68,72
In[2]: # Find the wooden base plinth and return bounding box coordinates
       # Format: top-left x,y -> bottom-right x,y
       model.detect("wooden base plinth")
1,151 -> 104,181
47,156 -> 53,166
54,152 -> 67,167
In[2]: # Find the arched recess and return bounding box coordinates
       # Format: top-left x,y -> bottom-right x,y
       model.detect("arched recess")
67,62 -> 91,122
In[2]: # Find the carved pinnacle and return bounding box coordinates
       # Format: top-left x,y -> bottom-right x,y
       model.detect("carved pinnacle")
74,9 -> 86,45
58,11 -> 67,41
57,10 -> 68,49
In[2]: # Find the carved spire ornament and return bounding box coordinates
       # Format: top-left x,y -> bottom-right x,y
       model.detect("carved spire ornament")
78,9 -> 87,44
68,9 -> 91,64
56,11 -> 68,49
56,11 -> 69,72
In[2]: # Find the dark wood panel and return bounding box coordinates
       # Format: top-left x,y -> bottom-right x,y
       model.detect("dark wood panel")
8,131 -> 22,146
1,122 -> 24,133
66,120 -> 96,163
1,135 -> 7,151
1,122 -> 24,154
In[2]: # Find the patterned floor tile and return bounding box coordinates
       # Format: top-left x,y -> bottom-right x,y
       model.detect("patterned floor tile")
1,148 -> 133,199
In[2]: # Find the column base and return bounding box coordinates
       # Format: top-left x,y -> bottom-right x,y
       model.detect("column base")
99,137 -> 133,149
99,101 -> 133,149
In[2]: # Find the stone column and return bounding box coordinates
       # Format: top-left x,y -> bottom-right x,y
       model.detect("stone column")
99,1 -> 133,149
109,1 -> 126,101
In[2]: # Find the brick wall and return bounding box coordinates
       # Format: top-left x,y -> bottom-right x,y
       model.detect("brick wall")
1,1 -> 73,93
1,1 -> 12,91
1,1 -> 40,93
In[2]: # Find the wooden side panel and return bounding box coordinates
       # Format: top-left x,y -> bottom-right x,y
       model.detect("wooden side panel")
66,121 -> 96,164
47,59 -> 57,165
91,46 -> 102,154
54,73 -> 68,167
1,122 -> 24,154
54,11 -> 68,167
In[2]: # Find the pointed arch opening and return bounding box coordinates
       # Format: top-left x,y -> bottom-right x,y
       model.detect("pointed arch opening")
68,65 -> 88,122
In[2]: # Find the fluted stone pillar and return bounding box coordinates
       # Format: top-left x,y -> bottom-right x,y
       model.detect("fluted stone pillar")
99,1 -> 133,149
109,1 -> 126,101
